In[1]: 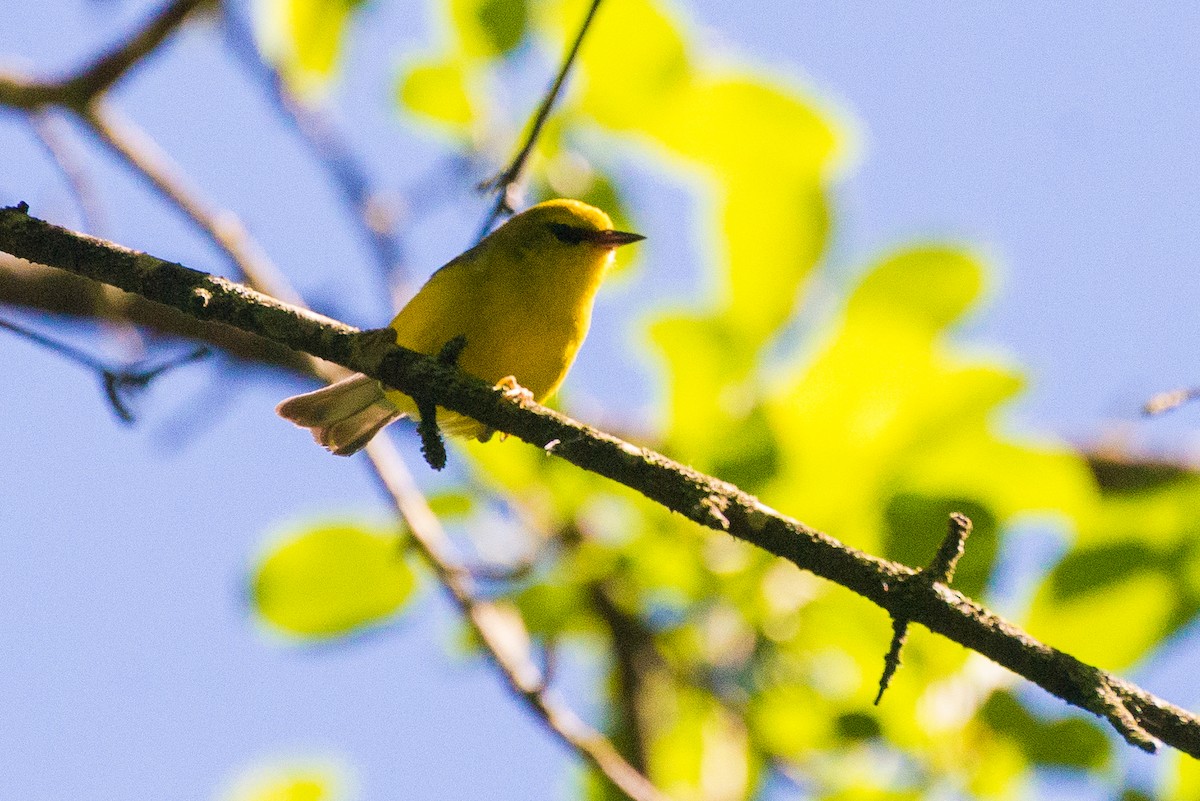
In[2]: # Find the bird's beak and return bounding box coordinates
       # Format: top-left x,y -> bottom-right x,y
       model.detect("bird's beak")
587,229 -> 646,248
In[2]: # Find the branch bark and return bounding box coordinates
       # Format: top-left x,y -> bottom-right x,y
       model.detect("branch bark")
4,204 -> 1199,758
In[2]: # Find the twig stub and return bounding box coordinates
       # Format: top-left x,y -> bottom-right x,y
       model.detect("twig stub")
875,513 -> 974,704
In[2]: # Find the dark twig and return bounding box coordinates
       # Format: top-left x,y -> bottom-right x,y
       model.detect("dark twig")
0,313 -> 109,373
101,345 -> 211,423
874,615 -> 911,706
417,335 -> 469,470
0,315 -> 209,422
876,513 -> 973,704
7,207 -> 1200,758
927,511 -> 971,584
475,0 -> 606,241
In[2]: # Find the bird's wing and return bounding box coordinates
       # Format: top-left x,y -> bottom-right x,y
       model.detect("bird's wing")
389,245 -> 487,355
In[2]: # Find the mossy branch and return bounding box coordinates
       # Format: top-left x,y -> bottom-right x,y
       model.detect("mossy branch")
3,203 -> 1199,758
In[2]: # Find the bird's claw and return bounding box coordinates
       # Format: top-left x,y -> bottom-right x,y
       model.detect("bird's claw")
496,375 -> 534,406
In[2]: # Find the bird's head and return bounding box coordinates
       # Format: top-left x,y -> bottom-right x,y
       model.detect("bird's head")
493,199 -> 645,267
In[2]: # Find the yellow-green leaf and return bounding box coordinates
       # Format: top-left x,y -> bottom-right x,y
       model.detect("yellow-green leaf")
451,0 -> 528,57
396,59 -> 477,130
222,760 -> 345,801
252,523 -> 415,638
254,0 -> 364,96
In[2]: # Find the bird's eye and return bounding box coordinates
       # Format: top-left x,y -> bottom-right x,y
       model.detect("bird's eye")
547,222 -> 589,245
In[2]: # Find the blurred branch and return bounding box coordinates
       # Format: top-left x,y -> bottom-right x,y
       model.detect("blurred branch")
29,113 -> 107,234
0,0 -> 209,110
4,206 -> 1200,759
80,100 -> 308,305
475,0 -> 606,240
1144,386 -> 1200,416
366,440 -> 669,801
0,315 -> 208,422
219,5 -> 408,289
590,581 -> 658,774
0,253 -> 311,371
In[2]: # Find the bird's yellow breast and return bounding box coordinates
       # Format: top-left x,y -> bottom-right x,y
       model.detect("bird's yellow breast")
383,224 -> 613,427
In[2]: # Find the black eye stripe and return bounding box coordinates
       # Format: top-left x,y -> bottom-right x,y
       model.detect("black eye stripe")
548,222 -> 589,244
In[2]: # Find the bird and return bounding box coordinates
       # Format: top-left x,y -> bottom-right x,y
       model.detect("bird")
276,198 -> 645,455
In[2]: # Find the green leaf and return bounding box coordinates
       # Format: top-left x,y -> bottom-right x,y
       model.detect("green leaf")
252,523 -> 416,639
765,246 -> 1093,551
453,0 -> 529,57
254,0 -> 365,96
980,690 -> 1110,770
396,59 -> 477,130
224,760 -> 345,801
427,490 -> 475,519
1027,460 -> 1200,668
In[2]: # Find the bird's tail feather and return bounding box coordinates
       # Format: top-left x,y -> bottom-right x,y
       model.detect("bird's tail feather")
276,373 -> 402,456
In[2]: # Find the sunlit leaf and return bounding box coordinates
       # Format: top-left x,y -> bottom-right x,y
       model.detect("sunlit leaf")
222,760 -> 346,801
427,490 -> 475,518
1163,748 -> 1200,801
764,246 -> 1094,553
1027,460 -> 1200,668
980,691 -> 1110,770
396,59 -> 478,130
252,523 -> 416,638
254,0 -> 365,96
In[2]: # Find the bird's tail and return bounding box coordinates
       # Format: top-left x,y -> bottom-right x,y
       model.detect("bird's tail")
276,373 -> 402,456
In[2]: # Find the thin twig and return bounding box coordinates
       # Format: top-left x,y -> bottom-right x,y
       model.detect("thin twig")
0,0 -> 208,110
0,315 -> 208,422
876,514 -> 974,705
5,208 -> 1196,758
79,100 -> 306,305
475,0 -> 606,241
0,315 -> 110,373
219,4 -> 407,295
28,112 -> 107,235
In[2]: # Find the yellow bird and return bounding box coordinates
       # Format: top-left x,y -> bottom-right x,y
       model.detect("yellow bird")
276,198 -> 644,455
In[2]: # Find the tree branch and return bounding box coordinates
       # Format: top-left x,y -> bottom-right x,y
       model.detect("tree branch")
365,441 -> 668,801
0,0 -> 209,110
219,4 -> 408,291
3,204 -> 1198,758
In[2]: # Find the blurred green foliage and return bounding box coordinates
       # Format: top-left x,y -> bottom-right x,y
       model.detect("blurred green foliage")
252,522 -> 415,638
221,760 -> 342,801
247,0 -> 1200,798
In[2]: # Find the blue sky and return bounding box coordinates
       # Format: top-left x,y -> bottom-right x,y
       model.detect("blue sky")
3,1 -> 1200,799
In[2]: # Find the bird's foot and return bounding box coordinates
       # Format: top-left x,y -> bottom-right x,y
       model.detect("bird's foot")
495,375 -> 534,406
